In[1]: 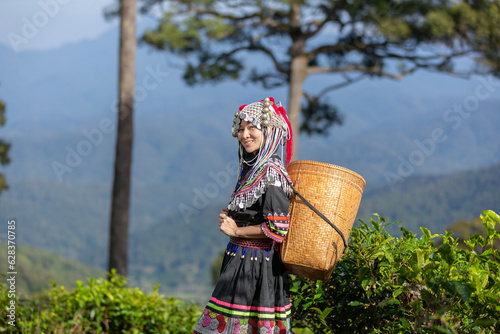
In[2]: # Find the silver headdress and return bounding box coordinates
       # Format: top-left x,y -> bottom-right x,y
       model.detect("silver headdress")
228,97 -> 294,211
232,97 -> 290,138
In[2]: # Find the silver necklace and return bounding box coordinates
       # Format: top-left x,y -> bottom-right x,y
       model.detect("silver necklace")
242,154 -> 258,165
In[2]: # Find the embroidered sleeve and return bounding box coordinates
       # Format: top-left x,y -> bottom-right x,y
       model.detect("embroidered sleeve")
260,185 -> 290,243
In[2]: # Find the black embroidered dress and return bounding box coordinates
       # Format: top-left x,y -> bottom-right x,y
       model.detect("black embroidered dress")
193,155 -> 293,334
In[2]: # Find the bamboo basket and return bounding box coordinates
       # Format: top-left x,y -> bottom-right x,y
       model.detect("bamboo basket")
281,160 -> 366,281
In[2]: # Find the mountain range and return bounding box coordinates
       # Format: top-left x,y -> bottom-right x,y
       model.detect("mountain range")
0,21 -> 499,302
1,162 -> 498,303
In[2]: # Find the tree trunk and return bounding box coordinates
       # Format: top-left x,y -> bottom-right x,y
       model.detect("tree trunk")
287,2 -> 307,162
287,55 -> 307,162
108,0 -> 137,278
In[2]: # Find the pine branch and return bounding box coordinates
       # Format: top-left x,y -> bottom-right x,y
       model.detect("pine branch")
213,43 -> 288,74
315,74 -> 366,97
307,65 -> 406,80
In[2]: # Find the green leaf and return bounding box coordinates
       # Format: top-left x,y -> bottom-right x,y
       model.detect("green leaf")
483,210 -> 500,224
437,243 -> 455,266
358,267 -> 370,280
311,307 -> 333,320
416,249 -> 425,270
378,298 -> 401,307
443,281 -> 473,302
313,293 -> 323,300
470,266 -> 489,291
348,301 -> 364,307
471,319 -> 497,328
393,288 -> 403,298
431,327 -> 455,334
468,234 -> 486,248
420,227 -> 431,240
293,299 -> 301,308
479,247 -> 493,257
400,226 -> 415,239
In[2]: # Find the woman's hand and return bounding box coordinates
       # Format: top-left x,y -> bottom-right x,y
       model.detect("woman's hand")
218,209 -> 239,238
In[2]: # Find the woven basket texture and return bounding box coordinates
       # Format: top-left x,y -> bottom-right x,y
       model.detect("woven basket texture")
281,160 -> 366,281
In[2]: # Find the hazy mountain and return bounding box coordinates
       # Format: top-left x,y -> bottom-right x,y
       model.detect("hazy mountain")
1,20 -> 499,302
2,24 -> 499,190
1,162 -> 498,303
357,162 -> 500,235
0,241 -> 104,297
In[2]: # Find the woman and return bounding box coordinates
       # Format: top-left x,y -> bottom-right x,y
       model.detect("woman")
193,97 -> 294,334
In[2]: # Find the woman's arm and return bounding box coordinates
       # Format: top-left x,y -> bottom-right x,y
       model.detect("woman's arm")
234,225 -> 267,239
218,209 -> 267,239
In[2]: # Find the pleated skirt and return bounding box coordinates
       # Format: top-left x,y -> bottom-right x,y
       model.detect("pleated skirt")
193,238 -> 292,334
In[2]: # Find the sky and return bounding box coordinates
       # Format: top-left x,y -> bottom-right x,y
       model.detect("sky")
0,0 -> 118,52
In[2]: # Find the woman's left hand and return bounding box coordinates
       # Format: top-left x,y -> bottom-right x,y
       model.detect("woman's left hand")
218,209 -> 238,238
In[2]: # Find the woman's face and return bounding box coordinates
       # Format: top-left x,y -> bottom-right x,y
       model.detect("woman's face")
238,120 -> 263,154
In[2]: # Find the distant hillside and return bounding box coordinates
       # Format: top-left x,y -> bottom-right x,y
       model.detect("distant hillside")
2,15 -> 500,305
300,102 -> 500,185
1,37 -> 500,190
3,96 -> 500,197
0,179 -> 194,268
1,163 -> 499,302
0,242 -> 104,297
129,204 -> 227,302
357,162 -> 500,235
0,179 -> 229,302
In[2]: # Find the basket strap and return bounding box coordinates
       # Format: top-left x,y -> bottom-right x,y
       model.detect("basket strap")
289,183 -> 348,251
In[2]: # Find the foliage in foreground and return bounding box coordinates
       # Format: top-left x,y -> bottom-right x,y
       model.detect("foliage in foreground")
0,271 -> 201,333
291,210 -> 500,333
2,211 -> 499,333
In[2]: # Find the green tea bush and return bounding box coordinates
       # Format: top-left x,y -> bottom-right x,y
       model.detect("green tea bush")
291,210 -> 500,334
1,270 -> 201,333
2,212 -> 499,333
